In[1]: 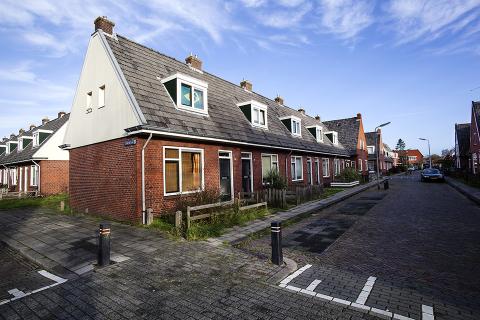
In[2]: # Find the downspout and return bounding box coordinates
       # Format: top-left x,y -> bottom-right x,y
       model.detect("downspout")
142,133 -> 153,225
285,150 -> 293,183
32,160 -> 41,194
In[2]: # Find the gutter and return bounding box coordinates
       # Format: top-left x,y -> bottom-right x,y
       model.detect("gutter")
126,129 -> 350,158
141,133 -> 153,224
32,160 -> 41,194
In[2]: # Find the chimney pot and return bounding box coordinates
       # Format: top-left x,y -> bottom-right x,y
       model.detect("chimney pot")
274,95 -> 284,105
94,16 -> 115,35
240,79 -> 252,91
357,113 -> 362,119
315,115 -> 321,121
185,54 -> 202,70
10,134 -> 15,139
58,111 -> 66,118
298,108 -> 305,115
30,124 -> 36,130
42,117 -> 49,125
19,129 -> 25,136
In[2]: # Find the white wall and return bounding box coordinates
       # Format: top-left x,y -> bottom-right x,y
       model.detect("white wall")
33,122 -> 69,160
63,32 -> 141,148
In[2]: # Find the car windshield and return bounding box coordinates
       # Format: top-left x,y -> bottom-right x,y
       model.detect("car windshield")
424,169 -> 440,174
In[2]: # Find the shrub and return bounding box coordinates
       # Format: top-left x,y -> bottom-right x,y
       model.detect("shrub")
334,167 -> 361,182
263,169 -> 288,190
170,188 -> 221,214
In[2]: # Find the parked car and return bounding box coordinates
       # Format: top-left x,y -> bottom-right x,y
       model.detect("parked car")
420,168 -> 445,182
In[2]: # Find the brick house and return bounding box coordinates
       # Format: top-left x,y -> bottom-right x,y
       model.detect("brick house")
396,149 -> 424,168
383,143 -> 394,171
0,112 -> 70,195
454,123 -> 470,171
365,130 -> 386,174
323,114 -> 369,178
469,101 -> 480,173
63,17 -> 353,222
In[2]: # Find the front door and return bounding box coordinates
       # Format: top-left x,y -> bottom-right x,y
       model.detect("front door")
219,151 -> 232,201
241,152 -> 252,193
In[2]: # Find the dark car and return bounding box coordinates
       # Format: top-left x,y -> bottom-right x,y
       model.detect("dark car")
421,168 -> 444,182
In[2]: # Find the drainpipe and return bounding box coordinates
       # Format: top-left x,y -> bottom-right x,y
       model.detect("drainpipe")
142,133 -> 153,224
32,160 -> 41,194
285,150 -> 293,184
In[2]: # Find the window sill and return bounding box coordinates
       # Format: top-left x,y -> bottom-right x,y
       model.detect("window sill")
177,105 -> 208,116
291,179 -> 303,182
164,189 -> 203,197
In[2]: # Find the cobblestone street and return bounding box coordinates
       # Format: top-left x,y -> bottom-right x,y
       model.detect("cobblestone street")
0,173 -> 479,319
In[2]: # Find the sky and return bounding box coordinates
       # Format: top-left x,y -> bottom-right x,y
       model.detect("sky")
1,0 -> 480,155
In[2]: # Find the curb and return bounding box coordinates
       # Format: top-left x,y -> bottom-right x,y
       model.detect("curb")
445,177 -> 480,205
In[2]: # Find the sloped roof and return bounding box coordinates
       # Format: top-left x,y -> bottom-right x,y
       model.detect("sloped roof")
323,117 -> 360,155
104,34 -> 349,157
456,123 -> 470,157
365,132 -> 378,146
0,114 -> 69,165
383,143 -> 392,152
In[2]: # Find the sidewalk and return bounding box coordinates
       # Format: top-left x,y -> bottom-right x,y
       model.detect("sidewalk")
209,178 -> 386,245
445,176 -> 480,205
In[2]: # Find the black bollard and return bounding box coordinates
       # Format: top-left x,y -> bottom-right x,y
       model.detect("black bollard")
271,221 -> 283,266
98,223 -> 111,267
384,179 -> 389,190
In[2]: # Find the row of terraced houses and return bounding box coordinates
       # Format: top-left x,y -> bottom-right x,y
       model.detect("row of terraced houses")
454,101 -> 480,173
0,17 -> 397,222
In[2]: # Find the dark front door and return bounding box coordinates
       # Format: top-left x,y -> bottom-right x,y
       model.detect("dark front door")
242,159 -> 252,193
219,158 -> 232,201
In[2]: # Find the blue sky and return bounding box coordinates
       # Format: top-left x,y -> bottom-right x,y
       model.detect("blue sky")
1,0 -> 480,155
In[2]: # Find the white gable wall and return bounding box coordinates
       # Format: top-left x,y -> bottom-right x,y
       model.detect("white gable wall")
64,32 -> 142,149
33,122 -> 69,160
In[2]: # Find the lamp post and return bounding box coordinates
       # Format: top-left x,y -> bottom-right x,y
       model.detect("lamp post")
419,138 -> 431,168
375,122 -> 391,189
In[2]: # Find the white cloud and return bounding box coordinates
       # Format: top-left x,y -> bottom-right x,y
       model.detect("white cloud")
240,0 -> 268,8
0,61 -> 37,83
385,0 -> 480,44
258,2 -> 312,28
318,0 -> 374,40
278,0 -> 305,7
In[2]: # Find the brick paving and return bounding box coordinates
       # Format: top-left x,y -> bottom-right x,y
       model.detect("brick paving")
237,173 -> 480,320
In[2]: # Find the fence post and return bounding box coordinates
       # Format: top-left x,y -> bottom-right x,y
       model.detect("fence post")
282,189 -> 287,208
271,221 -> 283,265
60,201 -> 65,212
186,207 -> 191,230
175,211 -> 182,229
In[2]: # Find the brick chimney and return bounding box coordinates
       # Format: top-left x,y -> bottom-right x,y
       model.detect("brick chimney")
357,113 -> 362,119
94,16 -> 115,35
240,79 -> 252,91
42,117 -> 49,125
58,111 -> 66,118
19,129 -> 25,136
274,95 -> 284,105
298,108 -> 305,115
315,115 -> 321,121
30,124 -> 36,130
10,134 -> 15,139
185,54 -> 202,70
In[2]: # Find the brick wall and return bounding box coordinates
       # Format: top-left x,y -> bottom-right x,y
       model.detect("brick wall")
40,160 -> 69,195
69,138 -> 139,221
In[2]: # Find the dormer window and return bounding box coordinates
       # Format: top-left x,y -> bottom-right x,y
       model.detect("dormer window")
325,131 -> 338,145
17,137 -> 32,152
237,100 -> 268,129
6,141 -> 17,154
32,129 -> 53,148
162,73 -> 208,115
280,116 -> 302,137
0,145 -> 5,155
367,146 -> 375,154
307,125 -> 323,143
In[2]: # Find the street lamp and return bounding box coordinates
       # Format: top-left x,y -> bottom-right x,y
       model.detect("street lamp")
419,138 -> 431,168
375,122 -> 391,189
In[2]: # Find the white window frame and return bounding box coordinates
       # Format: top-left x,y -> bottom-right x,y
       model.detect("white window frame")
0,145 -> 5,155
322,158 -> 330,177
30,165 -> 39,187
241,152 -> 254,192
280,116 -> 302,137
261,153 -> 279,184
325,131 -> 338,145
306,125 -> 324,143
359,159 -> 362,171
10,168 -> 17,186
315,158 -> 321,184
237,100 -> 268,129
218,150 -> 234,201
291,155 -> 303,181
163,146 -> 205,196
306,157 -> 313,185
17,137 -> 32,152
334,159 -> 341,176
87,91 -> 93,109
6,141 -> 18,155
98,85 -> 105,108
32,129 -> 53,148
367,146 -> 375,154
162,73 -> 209,115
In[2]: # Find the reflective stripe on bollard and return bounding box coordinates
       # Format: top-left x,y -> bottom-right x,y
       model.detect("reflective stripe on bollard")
98,223 -> 111,267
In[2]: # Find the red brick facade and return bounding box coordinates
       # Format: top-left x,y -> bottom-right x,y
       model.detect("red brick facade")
69,136 -> 348,222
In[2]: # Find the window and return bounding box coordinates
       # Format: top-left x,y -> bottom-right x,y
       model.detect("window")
262,154 -> 279,183
6,142 -> 17,155
367,146 -> 375,154
325,131 -> 338,145
33,132 -> 40,147
322,158 -> 330,177
365,160 -> 368,170
316,127 -> 323,142
162,73 -> 208,115
87,91 -> 92,108
164,147 -> 203,195
98,85 -> 105,108
10,168 -> 17,186
280,116 -> 301,136
334,159 -> 341,176
291,156 -> 303,181
253,107 -> 266,126
408,156 -> 417,161
30,165 -> 39,186
307,125 -> 323,142
359,159 -> 362,171
346,161 -> 350,168
238,101 -> 268,129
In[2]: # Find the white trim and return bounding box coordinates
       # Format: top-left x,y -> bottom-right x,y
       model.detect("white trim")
218,150 -> 234,201
19,167 -> 23,192
261,153 -> 279,183
306,157 -> 313,185
241,152 -> 254,193
291,155 -> 303,181
161,73 -> 209,115
322,158 -> 330,177
325,131 -> 338,145
237,100 -> 268,129
315,158 -> 321,184
306,125 -> 323,143
280,116 -> 302,137
163,146 -> 205,196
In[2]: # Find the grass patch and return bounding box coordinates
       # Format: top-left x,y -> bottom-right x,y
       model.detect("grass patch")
0,194 -> 69,212
321,187 -> 344,199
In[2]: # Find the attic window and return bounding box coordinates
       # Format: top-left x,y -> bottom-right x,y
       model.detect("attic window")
237,100 -> 268,129
98,85 -> 105,108
0,145 -> 5,155
6,141 -> 17,154
32,129 -> 53,148
162,73 -> 208,115
325,131 -> 338,145
280,116 -> 302,137
18,137 -> 32,152
307,125 -> 323,143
